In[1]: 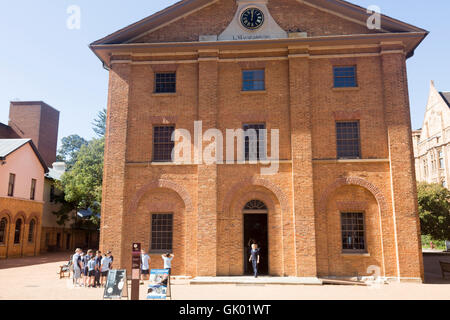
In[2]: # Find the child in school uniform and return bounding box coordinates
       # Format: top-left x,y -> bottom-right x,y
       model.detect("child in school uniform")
94,251 -> 102,288
87,256 -> 96,288
100,252 -> 112,287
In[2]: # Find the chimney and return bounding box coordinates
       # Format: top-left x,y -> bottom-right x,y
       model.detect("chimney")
9,101 -> 60,167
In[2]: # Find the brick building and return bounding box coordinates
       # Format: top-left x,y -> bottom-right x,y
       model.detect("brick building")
91,0 -> 427,281
0,139 -> 48,258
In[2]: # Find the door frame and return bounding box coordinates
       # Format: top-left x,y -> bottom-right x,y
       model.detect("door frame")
242,210 -> 269,275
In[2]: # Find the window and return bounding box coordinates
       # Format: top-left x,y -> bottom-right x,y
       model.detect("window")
14,219 -> 22,244
431,152 -> 437,171
243,124 -> 266,161
242,70 -> 265,91
341,212 -> 366,252
151,214 -> 173,252
0,218 -> 7,244
28,219 -> 35,243
423,159 -> 428,177
439,150 -> 445,169
155,72 -> 176,93
153,126 -> 175,162
336,121 -> 361,159
30,179 -> 36,200
8,173 -> 15,197
333,66 -> 357,88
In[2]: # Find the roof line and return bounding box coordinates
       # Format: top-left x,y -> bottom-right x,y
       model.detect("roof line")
0,139 -> 49,173
90,0 -> 427,46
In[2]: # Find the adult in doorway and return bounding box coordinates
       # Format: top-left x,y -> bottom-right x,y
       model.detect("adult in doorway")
248,243 -> 260,278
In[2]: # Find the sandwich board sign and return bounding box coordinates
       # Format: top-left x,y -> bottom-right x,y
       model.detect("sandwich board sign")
147,269 -> 170,300
103,269 -> 128,300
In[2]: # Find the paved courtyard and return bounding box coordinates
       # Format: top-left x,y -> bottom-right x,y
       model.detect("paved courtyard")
0,252 -> 449,300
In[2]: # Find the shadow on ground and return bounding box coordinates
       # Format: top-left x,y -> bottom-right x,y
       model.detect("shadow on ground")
423,253 -> 450,284
0,252 -> 71,270
1,252 -> 450,285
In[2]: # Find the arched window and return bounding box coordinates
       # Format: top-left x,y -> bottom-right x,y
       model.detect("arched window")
14,219 -> 22,244
244,200 -> 268,211
28,219 -> 36,243
0,218 -> 7,244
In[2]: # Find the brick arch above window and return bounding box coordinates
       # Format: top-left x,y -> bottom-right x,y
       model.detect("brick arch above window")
129,179 -> 194,214
220,177 -> 290,215
318,177 -> 388,216
0,210 -> 12,222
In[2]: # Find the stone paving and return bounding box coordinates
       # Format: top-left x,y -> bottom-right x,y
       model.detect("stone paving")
0,252 -> 449,300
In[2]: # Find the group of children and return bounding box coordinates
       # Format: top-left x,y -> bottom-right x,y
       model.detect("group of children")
71,248 -> 114,288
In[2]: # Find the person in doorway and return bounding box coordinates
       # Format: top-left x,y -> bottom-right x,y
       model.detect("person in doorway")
162,253 -> 174,275
141,249 -> 151,284
249,243 -> 260,278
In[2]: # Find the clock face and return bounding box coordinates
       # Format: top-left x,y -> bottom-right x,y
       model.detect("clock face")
240,8 -> 264,30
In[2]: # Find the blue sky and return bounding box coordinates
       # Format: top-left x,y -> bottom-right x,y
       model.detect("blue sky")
0,0 -> 448,145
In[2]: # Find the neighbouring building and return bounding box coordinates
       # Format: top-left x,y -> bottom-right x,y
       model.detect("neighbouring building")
1,101 -> 99,257
0,139 -> 48,258
41,162 -> 100,253
91,0 -> 427,281
413,81 -> 450,188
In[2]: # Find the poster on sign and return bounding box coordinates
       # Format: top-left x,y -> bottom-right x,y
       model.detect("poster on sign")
147,269 -> 170,300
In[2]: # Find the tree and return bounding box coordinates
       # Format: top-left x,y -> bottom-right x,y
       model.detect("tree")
92,108 -> 106,137
417,182 -> 450,241
59,138 -> 104,214
57,134 -> 88,169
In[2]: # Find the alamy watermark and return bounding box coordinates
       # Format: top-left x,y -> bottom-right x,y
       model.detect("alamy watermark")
67,5 -> 81,30
171,121 -> 280,175
366,5 -> 381,30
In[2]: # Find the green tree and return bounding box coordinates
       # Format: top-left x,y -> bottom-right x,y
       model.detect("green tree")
417,182 -> 450,241
59,138 -> 104,214
92,108 -> 107,137
57,134 -> 88,169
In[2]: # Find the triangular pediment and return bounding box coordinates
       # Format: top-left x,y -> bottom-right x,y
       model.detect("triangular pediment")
91,0 -> 426,45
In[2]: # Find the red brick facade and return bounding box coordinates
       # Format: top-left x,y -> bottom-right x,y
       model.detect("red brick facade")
8,101 -> 60,167
92,0 -> 427,281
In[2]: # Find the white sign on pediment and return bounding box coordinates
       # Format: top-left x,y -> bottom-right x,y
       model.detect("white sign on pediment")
218,0 -> 287,41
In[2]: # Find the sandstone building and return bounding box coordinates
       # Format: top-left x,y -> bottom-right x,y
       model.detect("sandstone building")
413,81 -> 450,188
91,0 -> 428,281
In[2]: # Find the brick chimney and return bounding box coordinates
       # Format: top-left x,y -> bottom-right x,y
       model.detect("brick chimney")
8,101 -> 60,167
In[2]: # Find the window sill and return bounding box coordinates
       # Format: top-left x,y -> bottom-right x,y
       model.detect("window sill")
332,87 -> 360,92
152,93 -> 177,97
341,252 -> 370,257
149,250 -> 173,254
241,90 -> 266,95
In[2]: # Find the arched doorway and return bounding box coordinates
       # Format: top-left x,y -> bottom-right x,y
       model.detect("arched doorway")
243,200 -> 269,275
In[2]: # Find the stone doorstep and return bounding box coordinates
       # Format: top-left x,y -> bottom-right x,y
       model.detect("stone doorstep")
189,276 -> 323,286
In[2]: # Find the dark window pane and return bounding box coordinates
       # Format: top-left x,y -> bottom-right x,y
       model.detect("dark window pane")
341,212 -> 366,251
243,124 -> 266,161
155,73 -> 176,93
150,214 -> 173,252
153,126 -> 175,162
30,179 -> 36,200
28,219 -> 35,243
242,70 -> 265,91
8,173 -> 15,197
0,218 -> 7,244
14,219 -> 22,244
336,121 -> 360,159
333,66 -> 357,88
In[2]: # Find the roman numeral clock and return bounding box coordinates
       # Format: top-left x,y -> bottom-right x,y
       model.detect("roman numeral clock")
240,7 -> 265,30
